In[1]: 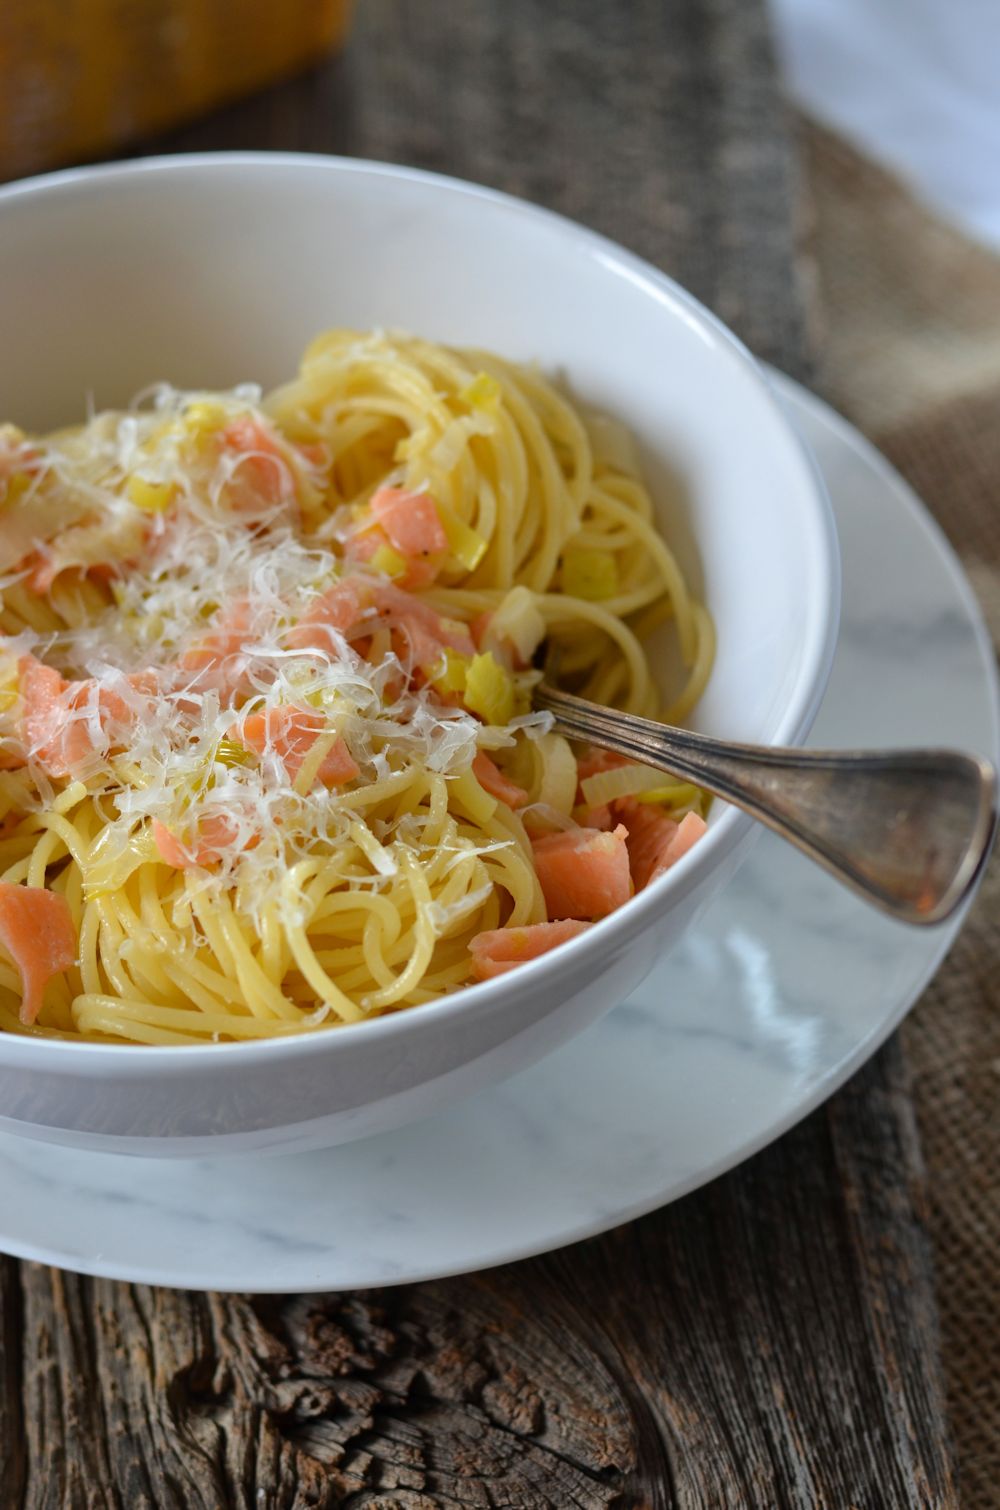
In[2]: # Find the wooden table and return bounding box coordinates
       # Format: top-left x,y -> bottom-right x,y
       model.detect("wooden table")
0,3 -> 957,1503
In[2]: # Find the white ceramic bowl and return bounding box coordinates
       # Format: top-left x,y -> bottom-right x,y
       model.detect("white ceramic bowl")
0,154 -> 839,1157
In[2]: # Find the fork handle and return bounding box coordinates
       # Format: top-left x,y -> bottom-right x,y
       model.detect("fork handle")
535,683 -> 997,925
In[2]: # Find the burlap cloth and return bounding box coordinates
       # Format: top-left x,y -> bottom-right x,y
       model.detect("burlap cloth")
802,121 -> 1000,1507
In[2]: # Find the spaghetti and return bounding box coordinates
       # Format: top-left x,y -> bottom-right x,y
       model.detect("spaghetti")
0,330 -> 713,1043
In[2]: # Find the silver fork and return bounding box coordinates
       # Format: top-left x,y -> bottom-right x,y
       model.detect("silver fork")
534,682 -> 997,925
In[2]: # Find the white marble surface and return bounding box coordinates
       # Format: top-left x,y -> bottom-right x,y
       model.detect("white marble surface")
0,376 -> 996,1291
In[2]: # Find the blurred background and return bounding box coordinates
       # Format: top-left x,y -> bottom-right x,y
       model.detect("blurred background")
3,1 -> 999,246
2,0 -> 998,433
0,0 -> 355,180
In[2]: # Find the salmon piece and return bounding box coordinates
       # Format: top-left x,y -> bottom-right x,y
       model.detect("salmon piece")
297,441 -> 328,468
20,657 -> 102,777
0,882 -> 77,1026
395,558 -> 440,591
573,803 -> 614,831
25,552 -> 60,595
469,918 -> 591,980
19,656 -> 155,777
221,416 -> 297,511
86,562 -> 123,586
152,813 -> 258,869
152,818 -> 202,869
11,555 -> 124,604
286,576 -> 375,655
390,618 -> 449,672
616,800 -> 707,889
28,550 -> 125,596
223,415 -> 280,455
654,810 -> 707,877
346,492 -> 445,589
91,671 -> 159,727
343,526 -> 381,565
288,574 -> 474,674
615,799 -> 678,892
576,747 -> 628,785
15,548 -> 104,594
531,824 -> 631,920
344,523 -> 439,590
231,705 -> 359,788
180,599 -> 252,676
369,487 -> 448,558
291,573 -> 472,670
472,751 -> 528,808
179,600 -> 255,702
22,512 -> 149,595
470,611 -> 493,651
372,581 -> 475,659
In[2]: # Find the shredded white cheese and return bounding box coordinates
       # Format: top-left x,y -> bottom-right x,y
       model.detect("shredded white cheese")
3,385 -> 504,927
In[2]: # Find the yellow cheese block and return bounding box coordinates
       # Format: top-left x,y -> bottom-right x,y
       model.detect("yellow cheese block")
0,0 -> 353,180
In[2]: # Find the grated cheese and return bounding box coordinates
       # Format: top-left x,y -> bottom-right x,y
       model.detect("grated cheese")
3,383 -> 507,927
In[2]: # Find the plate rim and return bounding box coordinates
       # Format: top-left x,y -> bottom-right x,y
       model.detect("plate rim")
0,370 -> 996,1290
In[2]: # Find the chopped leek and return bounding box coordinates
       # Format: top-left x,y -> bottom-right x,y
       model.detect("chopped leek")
437,501 -> 488,571
214,738 -> 253,769
430,649 -> 470,695
371,542 -> 408,579
2,473 -> 31,507
562,548 -> 618,601
580,761 -> 674,807
184,400 -> 226,436
463,653 -> 515,726
461,371 -> 502,410
489,586 -> 546,664
535,733 -> 578,815
634,782 -> 702,808
127,475 -> 175,513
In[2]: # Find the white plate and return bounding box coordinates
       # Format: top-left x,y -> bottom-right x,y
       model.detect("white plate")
0,375 -> 996,1291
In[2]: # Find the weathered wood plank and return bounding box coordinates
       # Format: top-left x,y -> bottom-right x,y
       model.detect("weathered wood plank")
0,1259 -> 26,1508
0,1044 -> 954,1506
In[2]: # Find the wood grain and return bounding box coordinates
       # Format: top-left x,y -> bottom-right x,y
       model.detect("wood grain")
0,1046 -> 955,1507
0,1 -> 957,1504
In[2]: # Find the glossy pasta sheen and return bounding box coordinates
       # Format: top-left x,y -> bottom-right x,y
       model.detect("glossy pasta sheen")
0,330 -> 713,1044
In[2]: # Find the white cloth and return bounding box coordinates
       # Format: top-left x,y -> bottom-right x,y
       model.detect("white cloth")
769,0 -> 1000,250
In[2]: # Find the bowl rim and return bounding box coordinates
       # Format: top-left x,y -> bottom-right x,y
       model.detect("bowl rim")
0,149 -> 841,1067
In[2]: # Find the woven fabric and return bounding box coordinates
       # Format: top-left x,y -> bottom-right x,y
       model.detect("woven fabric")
804,120 -> 1000,1507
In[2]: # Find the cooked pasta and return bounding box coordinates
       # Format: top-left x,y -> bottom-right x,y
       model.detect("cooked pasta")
0,329 -> 713,1044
